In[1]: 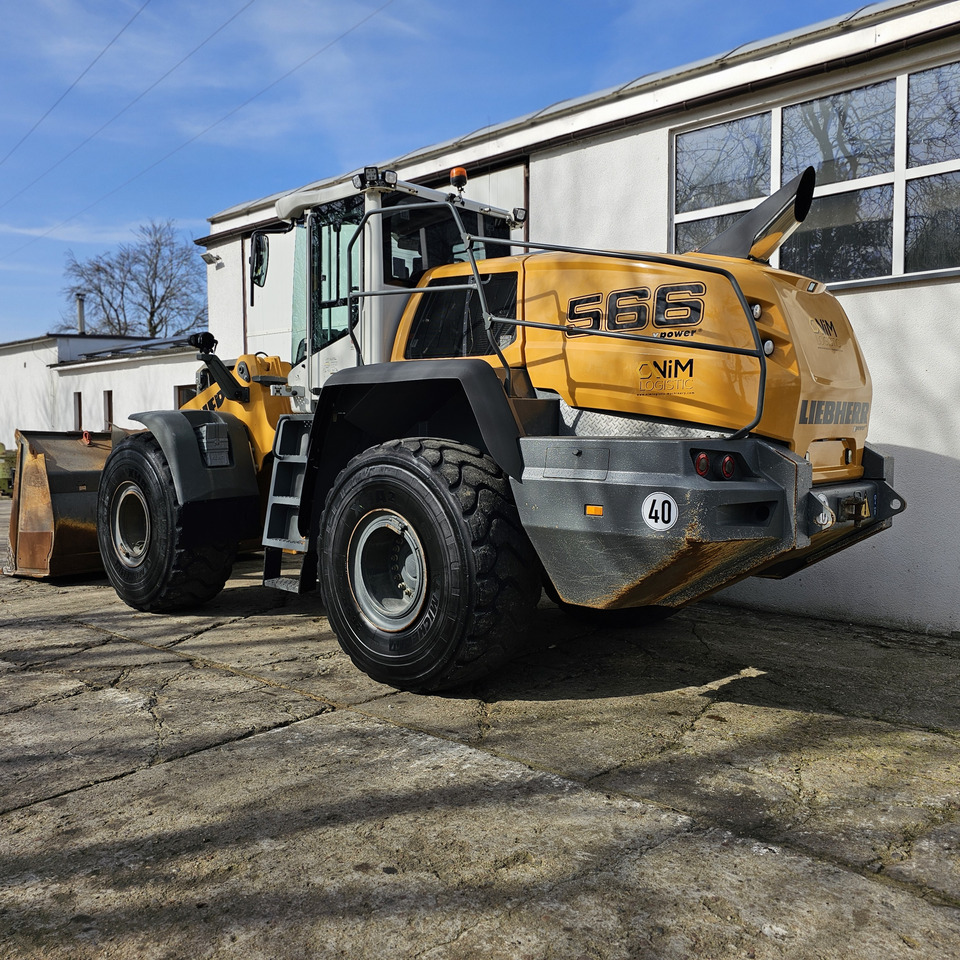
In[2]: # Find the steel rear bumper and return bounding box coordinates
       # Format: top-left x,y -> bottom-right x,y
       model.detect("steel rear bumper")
511,437 -> 905,610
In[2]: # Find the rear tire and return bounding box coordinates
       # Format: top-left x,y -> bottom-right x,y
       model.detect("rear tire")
318,439 -> 541,691
97,433 -> 236,612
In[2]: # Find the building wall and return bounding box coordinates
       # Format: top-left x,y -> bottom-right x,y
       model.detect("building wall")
54,353 -> 202,432
205,222 -> 309,363
203,249 -> 246,361
721,278 -> 960,634
0,337 -> 202,452
244,230 -> 299,361
0,339 -> 59,449
529,128 -> 669,251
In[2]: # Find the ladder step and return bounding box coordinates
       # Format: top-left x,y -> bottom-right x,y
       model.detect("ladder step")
263,576 -> 302,594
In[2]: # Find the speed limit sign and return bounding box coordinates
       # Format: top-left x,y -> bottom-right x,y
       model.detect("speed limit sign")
641,492 -> 679,532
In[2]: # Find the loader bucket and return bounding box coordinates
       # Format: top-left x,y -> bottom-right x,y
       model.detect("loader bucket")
6,430 -> 111,578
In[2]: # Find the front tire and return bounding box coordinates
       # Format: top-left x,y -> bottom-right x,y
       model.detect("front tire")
318,439 -> 541,691
97,433 -> 236,612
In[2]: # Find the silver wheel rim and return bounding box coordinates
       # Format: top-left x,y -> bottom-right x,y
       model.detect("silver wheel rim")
113,481 -> 151,569
347,510 -> 427,632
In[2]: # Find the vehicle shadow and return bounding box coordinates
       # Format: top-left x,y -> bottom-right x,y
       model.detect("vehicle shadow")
476,598 -> 960,737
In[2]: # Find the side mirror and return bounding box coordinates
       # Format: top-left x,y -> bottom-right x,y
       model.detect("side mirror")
249,232 -> 269,305
251,232 -> 269,286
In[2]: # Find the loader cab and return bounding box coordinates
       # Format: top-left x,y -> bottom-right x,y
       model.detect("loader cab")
274,169 -> 519,412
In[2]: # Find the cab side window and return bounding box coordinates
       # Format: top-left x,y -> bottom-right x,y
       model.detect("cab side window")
405,273 -> 518,360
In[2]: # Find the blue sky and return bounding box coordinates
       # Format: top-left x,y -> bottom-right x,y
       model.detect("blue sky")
0,0 -> 867,344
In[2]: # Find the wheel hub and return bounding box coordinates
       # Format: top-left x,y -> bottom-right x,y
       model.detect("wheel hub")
347,510 -> 427,632
112,481 -> 151,569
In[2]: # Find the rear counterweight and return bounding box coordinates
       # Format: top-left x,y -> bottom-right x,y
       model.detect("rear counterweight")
512,436 -> 903,610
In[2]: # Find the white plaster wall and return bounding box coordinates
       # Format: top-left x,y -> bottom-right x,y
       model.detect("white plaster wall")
243,229 -> 298,361
203,245 -> 246,360
721,278 -> 960,636
0,339 -> 58,449
529,128 -> 669,250
447,166 -> 526,218
204,200 -> 296,361
55,353 -> 203,431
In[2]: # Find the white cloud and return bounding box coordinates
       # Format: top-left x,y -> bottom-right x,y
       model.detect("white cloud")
0,216 -> 208,247
0,258 -> 61,275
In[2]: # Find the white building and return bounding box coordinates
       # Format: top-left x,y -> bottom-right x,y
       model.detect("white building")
194,1 -> 959,637
0,333 -> 201,451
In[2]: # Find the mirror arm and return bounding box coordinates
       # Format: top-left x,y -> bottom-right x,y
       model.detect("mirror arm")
200,353 -> 249,403
187,332 -> 249,403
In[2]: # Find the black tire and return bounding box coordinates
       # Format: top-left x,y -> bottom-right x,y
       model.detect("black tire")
97,433 -> 237,612
318,439 -> 541,691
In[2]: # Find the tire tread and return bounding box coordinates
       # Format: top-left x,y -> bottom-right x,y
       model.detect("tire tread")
99,433 -> 236,612
321,438 -> 540,690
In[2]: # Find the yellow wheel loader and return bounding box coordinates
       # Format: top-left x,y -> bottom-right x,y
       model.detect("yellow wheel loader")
6,166 -> 905,691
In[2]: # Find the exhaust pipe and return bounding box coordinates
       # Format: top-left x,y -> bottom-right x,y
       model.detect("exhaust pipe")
698,166 -> 816,262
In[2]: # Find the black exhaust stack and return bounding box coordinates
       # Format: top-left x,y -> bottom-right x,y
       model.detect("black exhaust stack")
698,166 -> 816,262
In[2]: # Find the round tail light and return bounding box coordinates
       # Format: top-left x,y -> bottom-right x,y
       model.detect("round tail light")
720,455 -> 736,480
694,452 -> 711,477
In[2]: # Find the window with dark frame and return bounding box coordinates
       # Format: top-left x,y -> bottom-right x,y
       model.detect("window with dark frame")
175,384 -> 197,408
673,59 -> 960,283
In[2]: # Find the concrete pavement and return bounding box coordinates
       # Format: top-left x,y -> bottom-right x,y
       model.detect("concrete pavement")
1,495 -> 958,958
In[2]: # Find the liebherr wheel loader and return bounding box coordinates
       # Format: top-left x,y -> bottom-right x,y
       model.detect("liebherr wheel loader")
6,165 -> 905,691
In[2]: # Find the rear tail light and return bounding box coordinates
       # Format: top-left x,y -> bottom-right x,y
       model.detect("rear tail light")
692,449 -> 743,481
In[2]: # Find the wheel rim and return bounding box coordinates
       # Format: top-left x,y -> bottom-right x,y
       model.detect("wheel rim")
112,481 -> 151,569
347,509 -> 427,632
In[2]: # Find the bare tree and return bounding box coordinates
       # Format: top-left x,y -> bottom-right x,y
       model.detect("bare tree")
62,220 -> 207,338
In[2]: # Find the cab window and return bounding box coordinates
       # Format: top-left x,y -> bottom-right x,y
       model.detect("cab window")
404,273 -> 518,360
383,194 -> 510,287
311,196 -> 364,354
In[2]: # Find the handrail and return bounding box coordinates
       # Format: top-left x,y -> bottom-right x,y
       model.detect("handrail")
467,232 -> 767,441
339,200 -> 767,441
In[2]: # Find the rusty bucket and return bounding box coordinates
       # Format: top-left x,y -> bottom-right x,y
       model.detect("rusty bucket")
5,430 -> 112,578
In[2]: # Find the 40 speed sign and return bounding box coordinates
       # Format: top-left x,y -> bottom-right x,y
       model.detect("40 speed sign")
641,492 -> 679,532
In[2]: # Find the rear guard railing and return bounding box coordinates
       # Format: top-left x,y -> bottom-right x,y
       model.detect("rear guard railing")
343,201 -> 767,441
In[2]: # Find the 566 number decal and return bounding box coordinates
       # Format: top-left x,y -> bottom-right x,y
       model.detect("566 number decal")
642,492 -> 679,532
